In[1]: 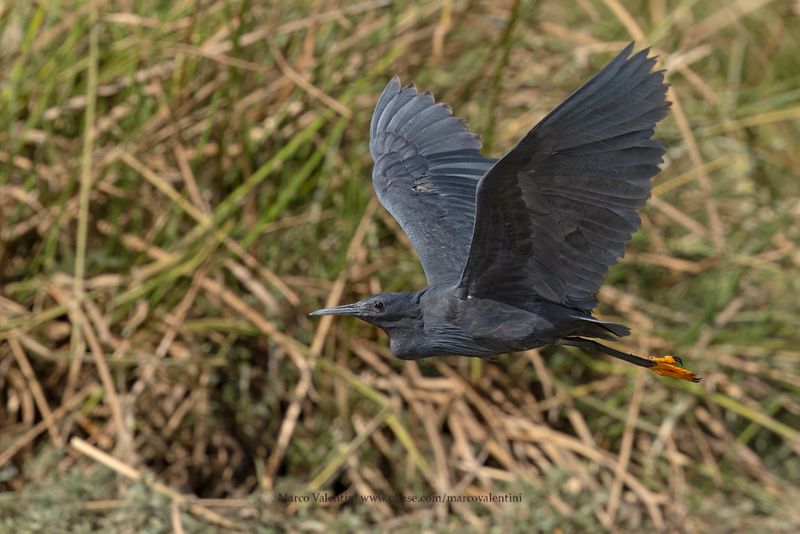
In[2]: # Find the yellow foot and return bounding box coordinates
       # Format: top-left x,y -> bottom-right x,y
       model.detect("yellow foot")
648,355 -> 701,383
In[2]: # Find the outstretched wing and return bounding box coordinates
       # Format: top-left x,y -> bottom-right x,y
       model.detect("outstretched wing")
458,44 -> 669,311
369,77 -> 496,286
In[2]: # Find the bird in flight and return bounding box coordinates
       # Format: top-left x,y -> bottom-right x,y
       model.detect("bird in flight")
312,43 -> 699,382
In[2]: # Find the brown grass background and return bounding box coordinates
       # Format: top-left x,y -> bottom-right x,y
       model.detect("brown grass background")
1,0 -> 799,532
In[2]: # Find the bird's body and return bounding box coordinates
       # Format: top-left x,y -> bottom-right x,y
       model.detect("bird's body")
312,43 -> 700,382
371,288 -> 625,360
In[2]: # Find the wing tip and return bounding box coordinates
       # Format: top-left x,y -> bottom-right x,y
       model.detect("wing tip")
385,75 -> 402,96
614,43 -> 672,114
387,76 -> 428,99
371,75 -> 404,137
616,42 -> 665,76
371,74 -> 486,157
619,41 -> 659,61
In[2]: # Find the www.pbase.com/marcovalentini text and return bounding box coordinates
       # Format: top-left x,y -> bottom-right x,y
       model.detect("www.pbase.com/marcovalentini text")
277,492 -> 523,504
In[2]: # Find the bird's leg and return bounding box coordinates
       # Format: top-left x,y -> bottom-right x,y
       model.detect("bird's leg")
559,337 -> 701,382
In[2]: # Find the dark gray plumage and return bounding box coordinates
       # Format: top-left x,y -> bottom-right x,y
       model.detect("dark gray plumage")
311,44 -> 700,382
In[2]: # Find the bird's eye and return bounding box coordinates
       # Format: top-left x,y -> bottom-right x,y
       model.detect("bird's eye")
374,301 -> 385,311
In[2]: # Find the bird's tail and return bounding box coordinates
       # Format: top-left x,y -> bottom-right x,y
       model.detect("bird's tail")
573,316 -> 631,340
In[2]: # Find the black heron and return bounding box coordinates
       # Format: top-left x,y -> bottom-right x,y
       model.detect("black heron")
311,43 -> 699,382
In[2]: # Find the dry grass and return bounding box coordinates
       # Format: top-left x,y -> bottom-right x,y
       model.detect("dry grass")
1,0 -> 800,532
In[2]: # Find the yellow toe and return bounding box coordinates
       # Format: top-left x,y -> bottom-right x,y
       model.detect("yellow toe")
649,355 -> 701,382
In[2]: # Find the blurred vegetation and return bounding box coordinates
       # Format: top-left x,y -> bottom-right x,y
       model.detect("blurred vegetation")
1,0 -> 799,532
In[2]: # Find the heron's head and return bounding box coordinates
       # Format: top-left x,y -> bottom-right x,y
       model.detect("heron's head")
309,292 -> 420,331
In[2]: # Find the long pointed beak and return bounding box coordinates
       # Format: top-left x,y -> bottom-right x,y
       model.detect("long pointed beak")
309,302 -> 365,317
